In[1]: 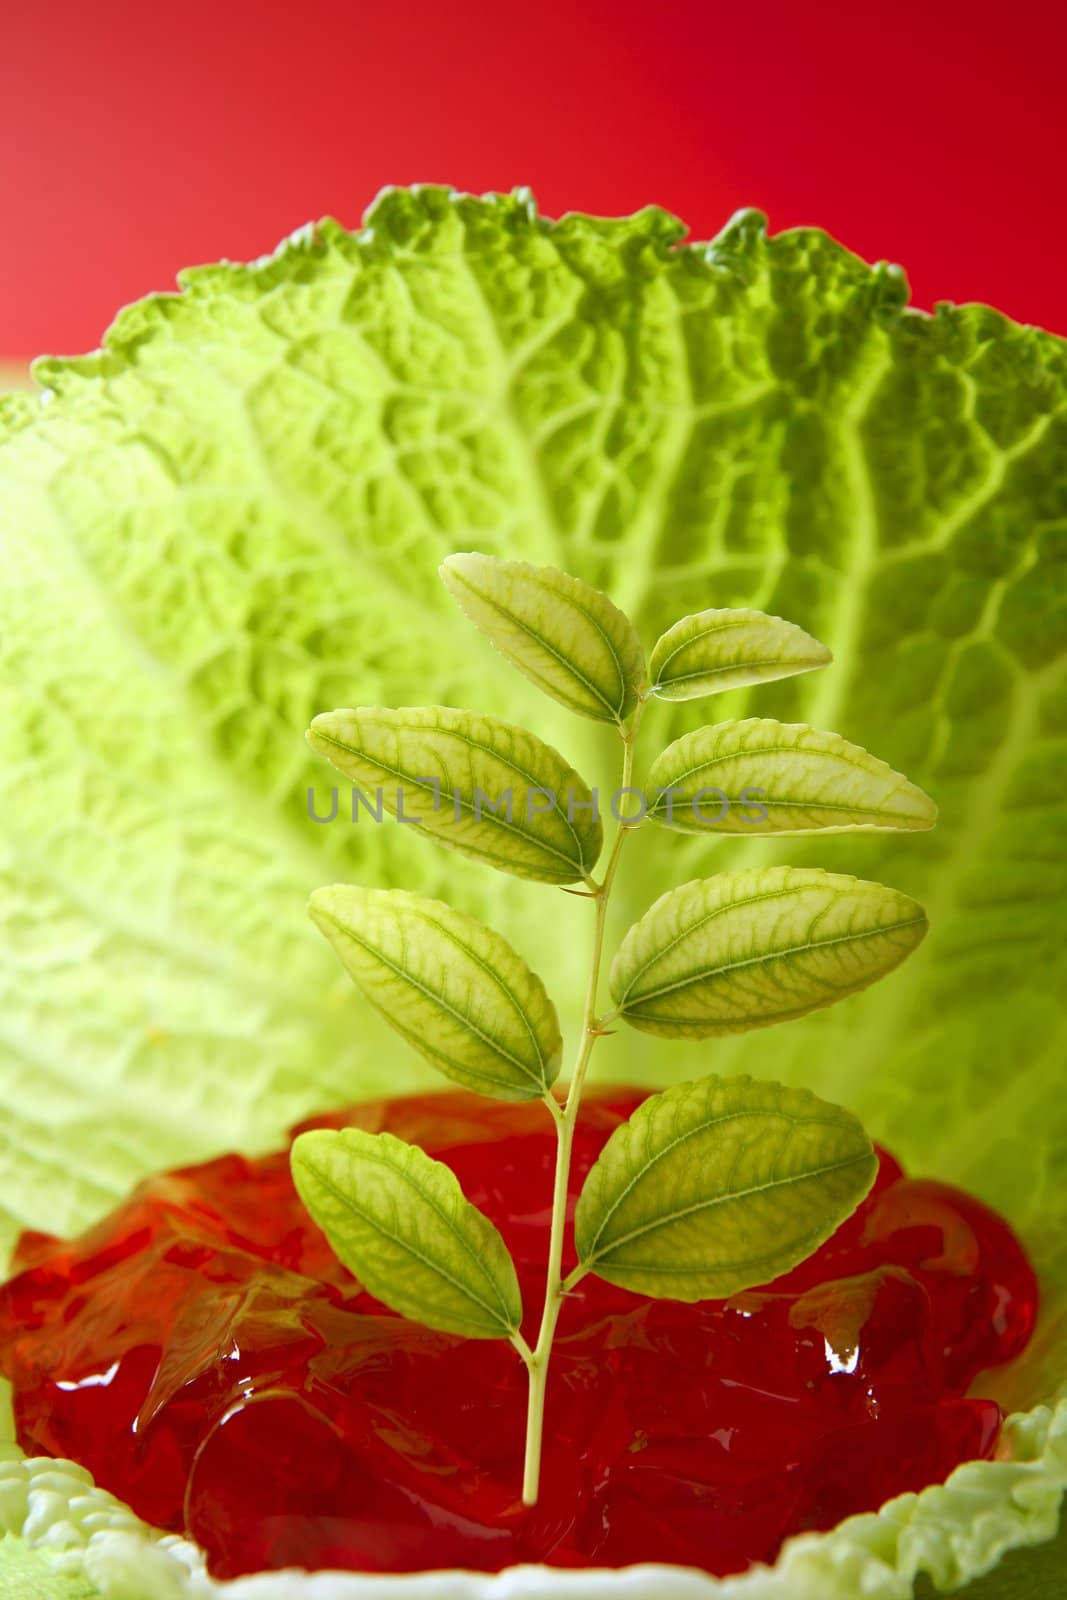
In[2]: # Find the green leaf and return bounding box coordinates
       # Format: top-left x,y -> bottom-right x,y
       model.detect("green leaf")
574,1075 -> 877,1300
610,866 -> 927,1037
0,1535 -> 99,1599
1,189 -> 1066,1591
915,1506 -> 1067,1599
646,717 -> 938,835
307,884 -> 561,1100
307,704 -> 602,884
440,552 -> 645,724
290,1126 -> 522,1340
648,608 -> 832,700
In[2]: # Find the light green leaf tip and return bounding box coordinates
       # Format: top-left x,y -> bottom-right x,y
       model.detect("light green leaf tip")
575,1074 -> 877,1300
610,865 -> 928,1037
440,551 -> 645,725
307,884 -> 561,1101
290,1126 -> 522,1340
646,717 -> 939,835
648,607 -> 832,700
306,704 -> 602,884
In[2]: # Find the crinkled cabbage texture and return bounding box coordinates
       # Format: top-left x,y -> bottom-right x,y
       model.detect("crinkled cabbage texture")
0,187 -> 1064,1594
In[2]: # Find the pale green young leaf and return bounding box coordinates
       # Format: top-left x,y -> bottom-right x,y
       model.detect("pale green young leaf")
648,608 -> 832,701
574,1075 -> 877,1300
610,866 -> 927,1038
307,705 -> 602,884
646,717 -> 938,835
291,1127 -> 522,1340
440,552 -> 645,725
308,885 -> 561,1101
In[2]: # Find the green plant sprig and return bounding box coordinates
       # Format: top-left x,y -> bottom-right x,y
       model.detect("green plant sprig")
292,551 -> 935,1507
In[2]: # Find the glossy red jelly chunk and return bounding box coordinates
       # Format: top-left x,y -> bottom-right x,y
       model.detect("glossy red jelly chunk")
0,1088 -> 1037,1579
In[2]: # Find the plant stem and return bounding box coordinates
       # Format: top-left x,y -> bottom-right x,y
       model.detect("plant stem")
520,704 -> 645,1506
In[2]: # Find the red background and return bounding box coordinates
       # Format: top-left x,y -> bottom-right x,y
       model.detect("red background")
1,0 -> 1065,358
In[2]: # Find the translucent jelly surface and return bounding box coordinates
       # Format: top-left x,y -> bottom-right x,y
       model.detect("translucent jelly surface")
0,1089 -> 1037,1578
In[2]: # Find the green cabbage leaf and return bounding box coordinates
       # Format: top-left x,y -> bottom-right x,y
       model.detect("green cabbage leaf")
1,188 -> 1065,1596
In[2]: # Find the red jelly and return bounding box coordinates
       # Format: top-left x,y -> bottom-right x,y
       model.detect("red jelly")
0,1089 -> 1037,1579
